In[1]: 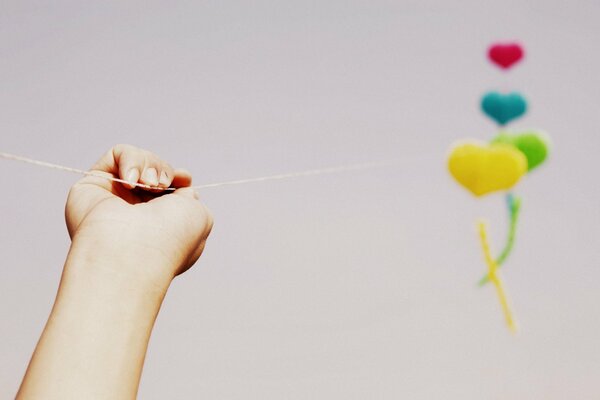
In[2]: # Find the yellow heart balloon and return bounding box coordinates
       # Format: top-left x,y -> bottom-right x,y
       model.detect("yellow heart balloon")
448,141 -> 527,196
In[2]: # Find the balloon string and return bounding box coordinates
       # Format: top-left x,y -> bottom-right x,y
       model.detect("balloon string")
192,160 -> 397,189
0,151 -> 398,191
477,220 -> 518,333
477,193 -> 521,286
497,193 -> 521,265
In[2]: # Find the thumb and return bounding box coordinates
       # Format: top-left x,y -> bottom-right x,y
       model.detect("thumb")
173,187 -> 200,200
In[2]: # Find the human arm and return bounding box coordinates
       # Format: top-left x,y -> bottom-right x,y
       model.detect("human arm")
17,145 -> 213,399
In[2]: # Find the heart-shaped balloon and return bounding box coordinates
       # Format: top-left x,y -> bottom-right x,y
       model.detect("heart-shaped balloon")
488,42 -> 524,69
481,91 -> 527,126
448,141 -> 527,196
491,130 -> 550,171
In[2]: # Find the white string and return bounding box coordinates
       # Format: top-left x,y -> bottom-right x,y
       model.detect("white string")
0,151 -> 397,191
192,160 -> 397,189
0,151 -> 166,190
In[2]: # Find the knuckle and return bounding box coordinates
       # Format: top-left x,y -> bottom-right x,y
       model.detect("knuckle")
113,143 -> 134,154
203,206 -> 214,233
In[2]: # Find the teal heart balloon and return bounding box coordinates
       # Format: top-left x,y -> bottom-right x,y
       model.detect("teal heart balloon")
481,91 -> 528,126
491,130 -> 550,171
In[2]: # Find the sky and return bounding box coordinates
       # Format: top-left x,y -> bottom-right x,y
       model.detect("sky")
1,1 -> 599,398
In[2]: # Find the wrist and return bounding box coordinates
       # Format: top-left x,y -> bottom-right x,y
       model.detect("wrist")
65,234 -> 175,298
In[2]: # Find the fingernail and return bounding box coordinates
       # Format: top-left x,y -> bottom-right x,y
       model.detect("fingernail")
126,168 -> 140,185
159,170 -> 170,186
144,168 -> 158,186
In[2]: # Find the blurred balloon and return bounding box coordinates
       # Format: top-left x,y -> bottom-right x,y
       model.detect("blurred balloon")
448,141 -> 527,196
481,91 -> 528,126
491,130 -> 550,171
488,42 -> 525,69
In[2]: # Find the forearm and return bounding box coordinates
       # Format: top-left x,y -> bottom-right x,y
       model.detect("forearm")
17,242 -> 172,400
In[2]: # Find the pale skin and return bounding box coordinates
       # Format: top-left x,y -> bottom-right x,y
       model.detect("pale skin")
16,145 -> 213,399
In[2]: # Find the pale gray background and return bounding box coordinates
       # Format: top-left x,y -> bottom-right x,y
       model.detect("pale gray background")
1,1 -> 599,398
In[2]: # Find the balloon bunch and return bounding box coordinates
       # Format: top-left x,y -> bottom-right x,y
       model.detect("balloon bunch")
447,42 -> 550,333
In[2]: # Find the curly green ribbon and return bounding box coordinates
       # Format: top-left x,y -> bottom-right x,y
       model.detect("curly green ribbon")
477,193 -> 521,286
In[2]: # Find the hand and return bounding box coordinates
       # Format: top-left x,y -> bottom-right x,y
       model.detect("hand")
65,144 -> 213,286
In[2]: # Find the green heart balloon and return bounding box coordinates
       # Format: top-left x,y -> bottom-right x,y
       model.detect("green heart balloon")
491,130 -> 550,172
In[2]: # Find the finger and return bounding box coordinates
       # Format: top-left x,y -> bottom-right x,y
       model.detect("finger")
90,144 -> 147,190
118,150 -> 146,190
139,155 -> 174,192
140,167 -> 158,189
172,168 -> 193,188
157,162 -> 175,189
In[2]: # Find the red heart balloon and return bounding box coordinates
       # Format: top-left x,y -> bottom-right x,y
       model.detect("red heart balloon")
488,43 -> 524,69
